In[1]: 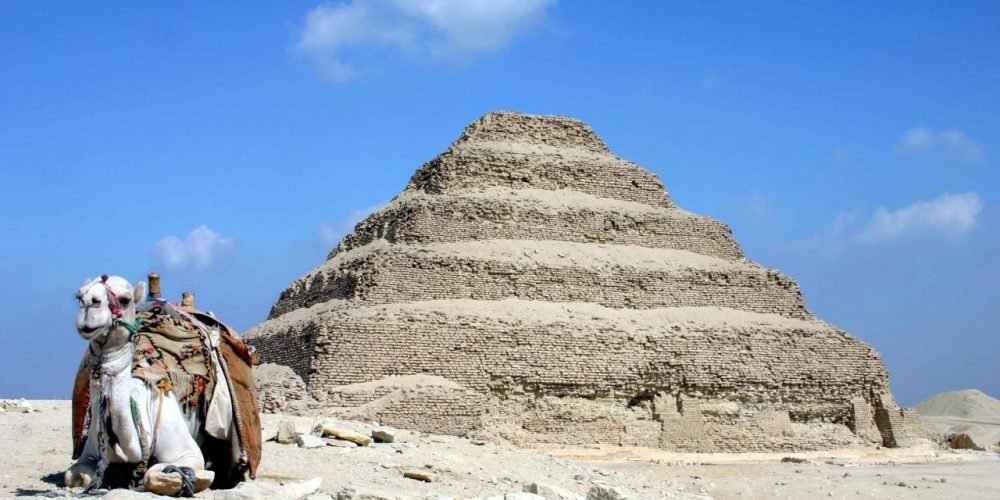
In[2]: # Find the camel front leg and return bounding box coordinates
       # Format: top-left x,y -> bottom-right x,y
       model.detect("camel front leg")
64,405 -> 100,488
142,394 -> 211,496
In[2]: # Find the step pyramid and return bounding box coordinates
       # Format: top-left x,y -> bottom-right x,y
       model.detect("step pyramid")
246,112 -> 923,451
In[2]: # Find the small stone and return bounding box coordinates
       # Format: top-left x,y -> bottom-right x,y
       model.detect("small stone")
276,420 -> 298,444
372,430 -> 395,443
297,434 -> 327,449
16,401 -> 33,413
143,467 -> 213,496
403,470 -> 434,482
897,482 -> 908,487
586,485 -> 634,500
523,482 -> 577,500
283,477 -> 323,498
780,456 -> 807,464
573,474 -> 585,481
327,439 -> 359,448
314,422 -> 372,446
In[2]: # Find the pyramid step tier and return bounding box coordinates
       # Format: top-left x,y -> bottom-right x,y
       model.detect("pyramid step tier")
247,299 -> 890,411
455,111 -> 613,154
334,188 -> 744,260
407,141 -> 673,209
270,240 -> 810,319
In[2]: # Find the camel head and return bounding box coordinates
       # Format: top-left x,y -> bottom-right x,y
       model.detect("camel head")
75,275 -> 146,343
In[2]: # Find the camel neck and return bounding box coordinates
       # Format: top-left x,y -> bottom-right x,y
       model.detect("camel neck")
95,333 -> 133,377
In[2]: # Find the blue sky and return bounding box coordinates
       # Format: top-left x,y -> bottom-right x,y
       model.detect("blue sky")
1,1 -> 997,405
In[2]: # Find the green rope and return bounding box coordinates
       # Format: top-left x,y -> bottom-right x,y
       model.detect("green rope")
118,317 -> 143,338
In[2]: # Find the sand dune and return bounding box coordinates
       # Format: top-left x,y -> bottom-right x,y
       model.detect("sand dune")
915,389 -> 1000,450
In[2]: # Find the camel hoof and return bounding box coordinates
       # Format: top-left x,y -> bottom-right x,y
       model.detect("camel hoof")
64,467 -> 93,488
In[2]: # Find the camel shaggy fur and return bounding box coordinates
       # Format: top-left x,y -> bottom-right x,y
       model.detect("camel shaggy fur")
66,275 -> 211,495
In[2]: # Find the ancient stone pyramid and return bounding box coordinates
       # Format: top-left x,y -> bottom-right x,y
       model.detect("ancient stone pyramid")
246,111 -> 922,451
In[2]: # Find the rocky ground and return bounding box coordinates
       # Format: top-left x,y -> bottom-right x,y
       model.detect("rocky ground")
1,401 -> 998,499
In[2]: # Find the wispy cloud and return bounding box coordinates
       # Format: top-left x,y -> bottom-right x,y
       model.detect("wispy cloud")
295,0 -> 557,82
152,225 -> 235,272
858,192 -> 983,243
319,201 -> 388,246
898,126 -> 985,166
786,193 -> 983,255
730,191 -> 773,218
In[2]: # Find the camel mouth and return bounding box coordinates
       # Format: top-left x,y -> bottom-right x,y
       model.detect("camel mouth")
78,324 -> 108,340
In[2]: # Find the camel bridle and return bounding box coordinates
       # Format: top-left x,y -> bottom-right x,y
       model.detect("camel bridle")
83,276 -> 141,347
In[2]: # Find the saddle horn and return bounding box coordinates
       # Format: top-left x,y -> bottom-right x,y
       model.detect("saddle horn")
148,272 -> 161,300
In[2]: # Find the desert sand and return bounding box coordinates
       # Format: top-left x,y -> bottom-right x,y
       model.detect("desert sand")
915,389 -> 1000,452
1,400 -> 997,499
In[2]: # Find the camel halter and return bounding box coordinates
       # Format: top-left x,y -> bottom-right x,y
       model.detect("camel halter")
95,275 -> 142,337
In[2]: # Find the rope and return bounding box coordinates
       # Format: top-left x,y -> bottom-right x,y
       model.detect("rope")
117,317 -> 143,338
160,465 -> 196,497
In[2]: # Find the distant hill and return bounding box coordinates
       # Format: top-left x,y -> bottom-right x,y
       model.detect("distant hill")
915,389 -> 1000,419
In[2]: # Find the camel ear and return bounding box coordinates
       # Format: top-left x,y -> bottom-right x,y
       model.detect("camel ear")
134,282 -> 147,304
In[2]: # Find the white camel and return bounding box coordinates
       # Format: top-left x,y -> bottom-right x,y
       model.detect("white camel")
65,275 -> 212,495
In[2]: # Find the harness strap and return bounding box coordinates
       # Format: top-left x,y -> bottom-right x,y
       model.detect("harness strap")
133,380 -> 171,481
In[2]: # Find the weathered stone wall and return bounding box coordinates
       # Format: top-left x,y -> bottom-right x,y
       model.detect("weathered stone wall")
262,300 -> 887,405
408,145 -> 673,209
331,190 -> 743,261
249,321 -> 320,385
247,111 -> 923,451
270,241 -> 807,319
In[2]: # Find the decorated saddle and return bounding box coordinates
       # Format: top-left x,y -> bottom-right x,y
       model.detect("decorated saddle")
72,301 -> 261,480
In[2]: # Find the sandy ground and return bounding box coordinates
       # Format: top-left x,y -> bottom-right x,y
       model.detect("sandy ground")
1,401 -> 998,499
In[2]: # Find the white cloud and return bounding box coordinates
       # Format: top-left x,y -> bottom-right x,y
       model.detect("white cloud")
296,0 -> 556,82
830,210 -> 860,236
152,225 -> 235,272
858,192 -> 983,243
319,201 -> 388,246
898,126 -> 985,165
744,192 -> 773,217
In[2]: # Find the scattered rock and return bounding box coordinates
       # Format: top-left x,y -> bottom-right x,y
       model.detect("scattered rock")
403,470 -> 434,482
523,482 -> 579,499
297,434 -> 327,449
327,439 -> 359,448
214,477 -> 321,499
143,467 -> 213,496
780,456 -> 808,463
277,420 -> 299,444
314,422 -> 373,446
284,477 -> 323,498
101,490 -> 158,499
585,485 -> 634,500
372,430 -> 395,443
504,494 -> 545,500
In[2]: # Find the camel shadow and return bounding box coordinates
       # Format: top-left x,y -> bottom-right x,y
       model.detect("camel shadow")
40,471 -> 64,486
